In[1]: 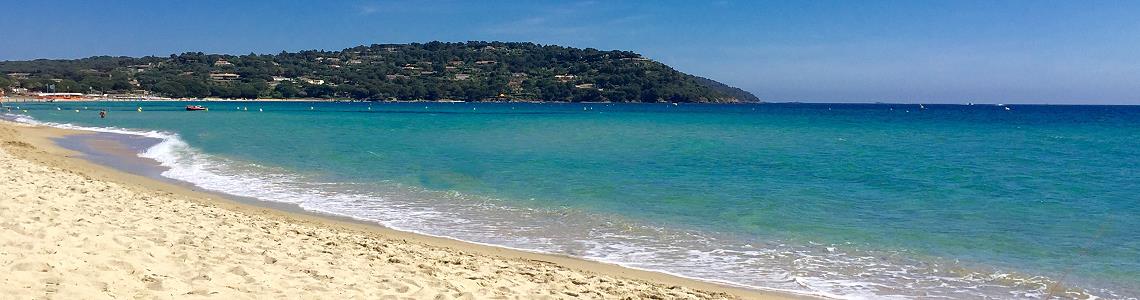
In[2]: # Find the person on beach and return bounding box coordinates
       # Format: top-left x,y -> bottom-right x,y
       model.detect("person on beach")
99,110 -> 106,119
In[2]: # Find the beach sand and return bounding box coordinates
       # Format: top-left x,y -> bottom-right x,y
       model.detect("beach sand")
0,121 -> 805,299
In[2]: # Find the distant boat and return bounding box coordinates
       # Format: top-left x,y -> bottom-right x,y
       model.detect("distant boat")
186,105 -> 207,111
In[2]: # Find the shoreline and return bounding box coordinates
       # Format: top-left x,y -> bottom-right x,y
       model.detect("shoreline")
1,97 -> 761,104
0,120 -> 815,299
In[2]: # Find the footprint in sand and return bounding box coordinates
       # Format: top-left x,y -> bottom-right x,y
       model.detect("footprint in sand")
11,261 -> 51,272
141,274 -> 164,291
105,259 -> 137,273
43,277 -> 62,294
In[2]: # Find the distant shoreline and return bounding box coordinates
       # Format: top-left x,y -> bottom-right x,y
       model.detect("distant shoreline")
6,96 -> 1134,106
0,96 -> 697,104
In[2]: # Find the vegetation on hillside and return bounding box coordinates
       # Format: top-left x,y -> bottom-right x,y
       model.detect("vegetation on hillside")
0,41 -> 759,103
690,75 -> 761,103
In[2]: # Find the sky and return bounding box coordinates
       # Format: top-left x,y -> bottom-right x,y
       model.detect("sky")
2,0 -> 1139,104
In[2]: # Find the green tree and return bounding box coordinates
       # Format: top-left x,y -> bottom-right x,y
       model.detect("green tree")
154,80 -> 187,97
275,82 -> 301,98
0,76 -> 11,92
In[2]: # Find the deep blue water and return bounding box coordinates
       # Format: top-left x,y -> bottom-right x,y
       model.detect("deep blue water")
5,101 -> 1138,299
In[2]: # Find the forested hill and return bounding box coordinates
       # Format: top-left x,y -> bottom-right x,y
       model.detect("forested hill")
690,76 -> 761,103
0,41 -> 759,103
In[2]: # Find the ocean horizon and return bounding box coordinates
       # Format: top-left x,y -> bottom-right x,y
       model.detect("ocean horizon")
4,101 -> 1137,299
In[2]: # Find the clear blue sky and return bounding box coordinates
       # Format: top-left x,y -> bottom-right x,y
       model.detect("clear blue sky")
2,0 -> 1139,104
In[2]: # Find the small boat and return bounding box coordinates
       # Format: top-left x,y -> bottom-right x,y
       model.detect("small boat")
186,105 -> 208,111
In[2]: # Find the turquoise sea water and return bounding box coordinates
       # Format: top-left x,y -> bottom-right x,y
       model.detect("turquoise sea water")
5,101 -> 1138,299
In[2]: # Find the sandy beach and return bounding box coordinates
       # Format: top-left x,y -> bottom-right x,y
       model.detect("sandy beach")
0,120 -> 804,299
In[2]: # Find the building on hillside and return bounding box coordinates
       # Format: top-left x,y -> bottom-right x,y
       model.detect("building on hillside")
209,72 -> 240,82
268,76 -> 292,87
129,64 -> 154,73
298,77 -> 325,85
554,74 -> 577,82
6,73 -> 31,80
214,59 -> 233,67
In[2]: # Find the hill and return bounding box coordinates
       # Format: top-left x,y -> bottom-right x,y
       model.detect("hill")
0,41 -> 758,103
690,76 -> 761,103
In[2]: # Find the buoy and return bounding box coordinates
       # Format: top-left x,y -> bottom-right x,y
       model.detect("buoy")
137,107 -> 143,112
259,108 -> 263,112
310,106 -> 314,110
75,109 -> 80,113
56,107 -> 61,110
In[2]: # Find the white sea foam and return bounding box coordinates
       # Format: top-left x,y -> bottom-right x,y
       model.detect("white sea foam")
3,112 -> 1120,300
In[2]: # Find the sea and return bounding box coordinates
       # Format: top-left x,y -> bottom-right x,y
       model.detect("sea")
3,101 -> 1137,299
